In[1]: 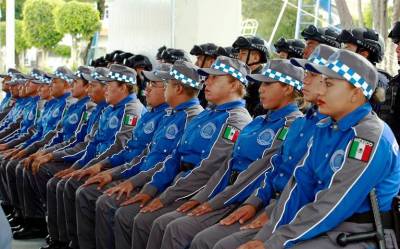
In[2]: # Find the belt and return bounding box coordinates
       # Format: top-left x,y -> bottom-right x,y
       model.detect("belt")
346,211 -> 394,229
179,162 -> 194,172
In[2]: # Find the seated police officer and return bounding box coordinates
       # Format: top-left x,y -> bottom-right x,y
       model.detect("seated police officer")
235,49 -> 400,249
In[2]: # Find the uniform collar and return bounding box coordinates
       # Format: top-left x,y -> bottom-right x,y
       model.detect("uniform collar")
214,99 -> 246,111
151,103 -> 169,113
5,92 -> 10,98
75,96 -> 90,106
114,93 -> 137,108
317,103 -> 372,131
56,92 -> 71,100
174,98 -> 200,111
306,104 -> 326,120
96,100 -> 108,109
32,95 -> 40,102
266,102 -> 299,121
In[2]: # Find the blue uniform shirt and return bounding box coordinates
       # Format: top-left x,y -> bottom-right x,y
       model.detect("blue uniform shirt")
2,96 -> 40,143
21,92 -> 70,148
208,103 -> 301,202
46,96 -> 90,147
108,103 -> 169,167
71,94 -> 142,168
259,103 -> 400,248
0,92 -> 11,112
120,98 -> 201,179
146,100 -> 247,195
250,106 -> 325,207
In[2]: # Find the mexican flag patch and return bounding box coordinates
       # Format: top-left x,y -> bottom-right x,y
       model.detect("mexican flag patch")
223,125 -> 239,142
82,112 -> 89,123
277,126 -> 289,141
348,138 -> 374,162
123,114 -> 137,126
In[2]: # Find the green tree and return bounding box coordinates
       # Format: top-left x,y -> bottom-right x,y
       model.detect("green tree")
22,0 -> 63,66
0,0 -> 26,21
242,0 -> 298,44
54,0 -> 100,67
0,20 -> 30,53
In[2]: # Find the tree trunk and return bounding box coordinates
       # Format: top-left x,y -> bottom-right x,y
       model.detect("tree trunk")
335,0 -> 353,29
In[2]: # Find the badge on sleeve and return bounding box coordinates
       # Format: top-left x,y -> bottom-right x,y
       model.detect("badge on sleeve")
223,125 -> 239,142
123,114 -> 138,126
277,126 -> 289,141
348,138 -> 374,162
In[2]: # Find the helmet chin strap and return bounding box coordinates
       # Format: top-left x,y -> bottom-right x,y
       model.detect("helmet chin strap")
245,49 -> 262,66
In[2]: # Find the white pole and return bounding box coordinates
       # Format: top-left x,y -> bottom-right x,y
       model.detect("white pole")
6,0 -> 15,69
294,0 -> 302,39
269,0 -> 288,44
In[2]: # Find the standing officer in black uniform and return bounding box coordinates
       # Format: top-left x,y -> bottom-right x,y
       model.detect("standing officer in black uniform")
388,21 -> 400,141
232,36 -> 269,117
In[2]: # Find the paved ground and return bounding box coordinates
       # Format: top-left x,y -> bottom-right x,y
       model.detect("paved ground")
13,239 -> 45,249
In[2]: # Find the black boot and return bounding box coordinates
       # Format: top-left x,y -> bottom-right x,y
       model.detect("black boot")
13,218 -> 47,240
40,239 -> 68,249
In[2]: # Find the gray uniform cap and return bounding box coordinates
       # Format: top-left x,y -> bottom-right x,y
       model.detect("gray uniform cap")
159,60 -> 202,89
306,49 -> 378,99
82,67 -> 110,84
290,44 -> 338,69
48,66 -> 76,84
198,55 -> 250,86
142,63 -> 173,82
247,59 -> 304,91
97,64 -> 137,85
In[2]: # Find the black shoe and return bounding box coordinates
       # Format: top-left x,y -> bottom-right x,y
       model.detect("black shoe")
8,216 -> 23,227
11,224 -> 22,232
45,234 -> 51,244
40,240 -> 68,249
13,225 -> 47,240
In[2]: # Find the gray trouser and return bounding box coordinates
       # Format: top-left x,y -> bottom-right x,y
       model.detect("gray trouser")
132,200 -> 186,249
0,155 -> 10,205
149,204 -> 236,249
5,159 -> 23,209
47,176 -> 68,242
213,227 -> 259,249
22,167 -> 45,218
192,209 -> 266,249
75,180 -> 122,249
114,198 -> 145,249
64,177 -> 86,249
34,162 -> 70,206
96,190 -> 139,249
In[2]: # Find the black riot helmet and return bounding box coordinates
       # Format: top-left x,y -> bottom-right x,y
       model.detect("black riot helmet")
274,37 -> 305,59
337,28 -> 385,63
160,48 -> 191,64
215,46 -> 239,59
301,25 -> 341,48
232,35 -> 269,65
389,21 -> 400,44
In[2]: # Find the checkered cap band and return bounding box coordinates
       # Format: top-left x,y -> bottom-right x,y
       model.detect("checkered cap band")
91,71 -> 101,80
308,55 -> 327,65
108,71 -> 136,84
263,68 -> 303,91
170,69 -> 201,88
55,71 -> 73,83
75,70 -> 82,77
212,62 -> 248,85
327,60 -> 373,98
40,76 -> 52,84
30,72 -> 42,80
